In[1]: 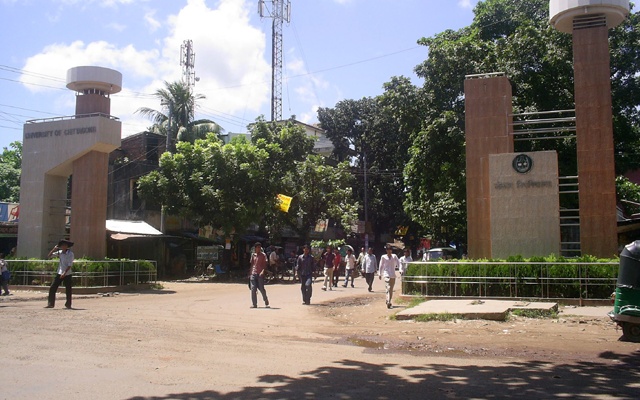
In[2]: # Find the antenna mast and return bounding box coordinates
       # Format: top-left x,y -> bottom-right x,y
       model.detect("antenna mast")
180,39 -> 197,120
180,39 -> 196,87
259,0 -> 291,122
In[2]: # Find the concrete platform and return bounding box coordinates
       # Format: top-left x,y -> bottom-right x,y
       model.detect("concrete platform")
395,299 -> 558,321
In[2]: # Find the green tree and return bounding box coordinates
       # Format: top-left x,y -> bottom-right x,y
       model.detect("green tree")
0,141 -> 22,202
274,155 -> 358,243
138,134 -> 272,236
404,0 -> 640,242
138,118 -> 356,241
317,95 -> 413,245
136,80 -> 222,148
616,176 -> 640,217
404,112 -> 466,244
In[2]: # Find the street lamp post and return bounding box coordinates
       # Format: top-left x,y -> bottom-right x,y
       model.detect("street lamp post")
363,150 -> 368,251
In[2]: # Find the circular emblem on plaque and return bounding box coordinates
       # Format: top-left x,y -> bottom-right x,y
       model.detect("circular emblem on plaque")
512,154 -> 533,174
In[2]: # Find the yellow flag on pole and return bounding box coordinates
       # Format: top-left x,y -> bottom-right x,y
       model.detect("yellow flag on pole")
277,194 -> 293,213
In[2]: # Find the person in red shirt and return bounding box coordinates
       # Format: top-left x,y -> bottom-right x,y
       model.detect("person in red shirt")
249,242 -> 270,308
332,248 -> 342,287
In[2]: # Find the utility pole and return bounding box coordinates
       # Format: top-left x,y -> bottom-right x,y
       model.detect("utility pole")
259,0 -> 291,122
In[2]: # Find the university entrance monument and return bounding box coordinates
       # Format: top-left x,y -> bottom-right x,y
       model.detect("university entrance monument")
18,66 -> 122,259
465,1 -> 630,259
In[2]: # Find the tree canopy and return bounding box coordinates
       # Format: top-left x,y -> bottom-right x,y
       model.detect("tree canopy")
0,141 -> 22,202
135,80 -> 222,148
137,118 -> 358,241
317,0 -> 640,245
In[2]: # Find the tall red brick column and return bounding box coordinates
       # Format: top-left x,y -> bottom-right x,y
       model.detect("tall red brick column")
464,76 -> 514,259
71,151 -> 109,259
573,25 -> 619,257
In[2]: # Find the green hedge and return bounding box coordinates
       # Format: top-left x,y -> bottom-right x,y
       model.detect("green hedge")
6,259 -> 157,287
404,254 -> 618,299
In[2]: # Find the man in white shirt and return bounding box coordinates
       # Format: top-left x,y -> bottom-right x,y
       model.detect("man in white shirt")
362,247 -> 377,292
46,239 -> 75,309
342,248 -> 357,288
269,247 -> 279,275
379,244 -> 400,309
398,248 -> 413,277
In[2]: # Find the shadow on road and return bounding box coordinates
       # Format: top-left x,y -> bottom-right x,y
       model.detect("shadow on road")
127,350 -> 640,399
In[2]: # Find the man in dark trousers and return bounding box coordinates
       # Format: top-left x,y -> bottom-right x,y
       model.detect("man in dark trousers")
249,242 -> 270,308
46,239 -> 75,309
296,245 -> 315,305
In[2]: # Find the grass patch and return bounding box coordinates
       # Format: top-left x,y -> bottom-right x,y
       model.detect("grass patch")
400,297 -> 427,308
414,312 -> 457,322
510,308 -> 558,319
150,283 -> 165,290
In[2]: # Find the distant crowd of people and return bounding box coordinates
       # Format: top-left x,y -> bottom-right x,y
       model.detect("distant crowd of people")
248,243 -> 416,309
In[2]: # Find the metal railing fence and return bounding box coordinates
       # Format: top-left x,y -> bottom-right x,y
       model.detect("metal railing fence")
6,259 -> 157,287
401,261 -> 618,301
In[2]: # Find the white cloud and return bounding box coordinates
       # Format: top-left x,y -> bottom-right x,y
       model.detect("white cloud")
164,0 -> 270,121
457,0 -> 474,9
144,9 -> 161,33
107,22 -> 127,32
19,0 -> 271,136
285,50 -> 329,121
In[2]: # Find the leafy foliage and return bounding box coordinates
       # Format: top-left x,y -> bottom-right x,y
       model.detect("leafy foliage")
401,0 -> 640,242
0,141 -> 22,202
403,254 -> 618,299
317,91 -> 414,242
135,80 -> 222,147
616,176 -> 640,217
138,118 -> 358,240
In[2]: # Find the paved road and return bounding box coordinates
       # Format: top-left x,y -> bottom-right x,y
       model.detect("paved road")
2,281 -> 639,399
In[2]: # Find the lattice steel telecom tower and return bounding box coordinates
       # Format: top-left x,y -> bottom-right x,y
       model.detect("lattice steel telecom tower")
180,39 -> 197,121
259,0 -> 291,122
181,39 -> 197,88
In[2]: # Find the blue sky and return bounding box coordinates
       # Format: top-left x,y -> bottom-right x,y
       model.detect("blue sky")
0,0 -> 479,150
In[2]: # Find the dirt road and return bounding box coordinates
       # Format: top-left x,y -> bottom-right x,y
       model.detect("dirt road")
2,279 -> 640,399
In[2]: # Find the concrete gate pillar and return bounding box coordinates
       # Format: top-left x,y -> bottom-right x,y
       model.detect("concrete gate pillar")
18,66 -> 121,258
550,0 -> 630,257
464,74 -> 514,259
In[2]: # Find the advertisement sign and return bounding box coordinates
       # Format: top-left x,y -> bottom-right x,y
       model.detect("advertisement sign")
197,246 -> 220,261
0,203 -> 19,222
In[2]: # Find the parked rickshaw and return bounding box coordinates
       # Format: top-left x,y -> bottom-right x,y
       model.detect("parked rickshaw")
609,240 -> 640,342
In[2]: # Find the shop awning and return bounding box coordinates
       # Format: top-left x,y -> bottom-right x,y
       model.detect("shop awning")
106,219 -> 163,240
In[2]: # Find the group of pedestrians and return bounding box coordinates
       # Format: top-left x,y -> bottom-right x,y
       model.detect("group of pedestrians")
248,242 -> 414,309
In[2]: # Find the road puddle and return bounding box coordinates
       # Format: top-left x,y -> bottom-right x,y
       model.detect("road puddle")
349,338 -> 386,349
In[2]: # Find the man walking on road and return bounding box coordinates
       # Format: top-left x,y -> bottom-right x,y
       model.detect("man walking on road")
332,248 -> 342,287
343,248 -> 356,288
249,242 -> 270,308
296,245 -> 315,305
379,245 -> 400,309
322,246 -> 335,291
363,247 -> 377,292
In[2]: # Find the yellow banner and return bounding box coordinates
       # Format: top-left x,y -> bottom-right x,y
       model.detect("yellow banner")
277,194 -> 293,213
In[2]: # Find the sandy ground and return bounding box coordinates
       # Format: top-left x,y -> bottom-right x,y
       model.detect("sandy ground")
2,277 -> 640,399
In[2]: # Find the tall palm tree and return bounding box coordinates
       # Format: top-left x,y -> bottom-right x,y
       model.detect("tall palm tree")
136,80 -> 222,149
